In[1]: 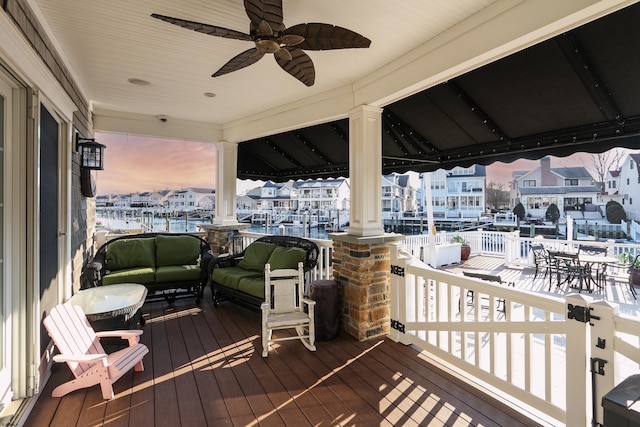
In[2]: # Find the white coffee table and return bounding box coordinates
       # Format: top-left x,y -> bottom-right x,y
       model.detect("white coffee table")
68,283 -> 147,331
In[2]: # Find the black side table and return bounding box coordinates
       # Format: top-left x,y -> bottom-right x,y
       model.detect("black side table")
309,280 -> 339,341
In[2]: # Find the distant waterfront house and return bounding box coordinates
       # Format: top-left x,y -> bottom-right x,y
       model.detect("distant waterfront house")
114,193 -> 134,209
512,157 -> 601,219
382,173 -> 417,215
616,153 -> 640,220
295,178 -> 350,211
130,191 -> 164,208
167,189 -> 196,211
419,166 -> 486,218
189,187 -> 216,211
603,169 -> 622,205
245,180 -> 298,212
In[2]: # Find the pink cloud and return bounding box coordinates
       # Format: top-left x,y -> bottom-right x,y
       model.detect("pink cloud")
95,133 -> 216,194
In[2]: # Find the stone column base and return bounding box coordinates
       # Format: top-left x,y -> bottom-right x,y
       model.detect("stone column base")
199,223 -> 249,255
329,232 -> 405,341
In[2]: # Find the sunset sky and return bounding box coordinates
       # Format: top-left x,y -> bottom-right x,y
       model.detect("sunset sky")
95,133 -> 635,195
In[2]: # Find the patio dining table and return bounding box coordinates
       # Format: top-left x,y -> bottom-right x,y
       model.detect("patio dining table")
578,254 -> 619,291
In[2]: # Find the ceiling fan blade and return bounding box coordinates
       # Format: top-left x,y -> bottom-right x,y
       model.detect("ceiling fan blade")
213,48 -> 265,77
244,0 -> 285,34
283,23 -> 371,50
151,14 -> 253,41
275,48 -> 315,86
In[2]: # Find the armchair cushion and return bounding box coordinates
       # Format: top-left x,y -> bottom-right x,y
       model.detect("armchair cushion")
155,265 -> 202,283
237,242 -> 277,271
106,238 -> 155,270
102,267 -> 155,286
212,267 -> 262,290
156,234 -> 200,267
267,246 -> 307,270
237,276 -> 267,299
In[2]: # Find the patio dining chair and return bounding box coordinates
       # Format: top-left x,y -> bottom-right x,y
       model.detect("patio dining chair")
578,244 -> 609,288
43,303 -> 149,400
626,254 -> 640,300
548,251 -> 590,293
530,244 -> 551,281
261,262 -> 316,357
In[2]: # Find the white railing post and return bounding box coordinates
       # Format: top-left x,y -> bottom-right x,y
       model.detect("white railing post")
389,242 -> 411,345
565,293 -> 592,427
589,300 -> 617,427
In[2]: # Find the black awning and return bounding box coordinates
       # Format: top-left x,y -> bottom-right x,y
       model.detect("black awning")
237,2 -> 640,181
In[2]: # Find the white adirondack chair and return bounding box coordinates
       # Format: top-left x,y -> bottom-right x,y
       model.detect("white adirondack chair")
43,303 -> 149,400
261,262 -> 316,357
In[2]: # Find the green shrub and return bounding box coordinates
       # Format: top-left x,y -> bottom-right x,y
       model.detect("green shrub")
606,202 -> 627,224
545,203 -> 560,224
513,203 -> 525,221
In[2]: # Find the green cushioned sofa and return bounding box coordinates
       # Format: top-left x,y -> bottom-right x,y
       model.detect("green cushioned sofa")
210,235 -> 319,309
82,232 -> 211,303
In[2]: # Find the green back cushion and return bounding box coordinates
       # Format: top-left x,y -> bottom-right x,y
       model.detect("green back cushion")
156,235 -> 200,266
106,238 -> 155,270
267,246 -> 307,270
237,242 -> 277,271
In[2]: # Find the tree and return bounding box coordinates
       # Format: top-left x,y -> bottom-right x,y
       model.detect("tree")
589,149 -> 624,192
485,181 -> 509,211
513,202 -> 525,221
545,203 -> 560,224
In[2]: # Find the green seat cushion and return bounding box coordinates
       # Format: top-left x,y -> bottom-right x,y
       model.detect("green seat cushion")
212,267 -> 262,290
106,238 -> 156,270
237,242 -> 277,271
102,267 -> 155,286
267,246 -> 307,270
155,265 -> 202,283
155,235 -> 200,267
237,277 -> 266,299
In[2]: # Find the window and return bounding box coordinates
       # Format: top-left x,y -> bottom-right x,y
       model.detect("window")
628,178 -> 630,185
565,179 -> 578,186
522,180 -> 536,187
631,159 -> 635,169
631,198 -> 633,205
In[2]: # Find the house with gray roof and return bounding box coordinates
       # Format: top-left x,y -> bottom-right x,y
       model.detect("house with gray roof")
512,157 -> 601,219
419,165 -> 486,219
612,153 -> 640,221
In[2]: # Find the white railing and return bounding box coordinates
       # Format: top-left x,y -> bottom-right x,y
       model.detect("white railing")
388,243 -> 640,427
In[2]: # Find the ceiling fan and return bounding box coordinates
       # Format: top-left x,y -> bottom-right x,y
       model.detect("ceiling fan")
151,0 -> 371,86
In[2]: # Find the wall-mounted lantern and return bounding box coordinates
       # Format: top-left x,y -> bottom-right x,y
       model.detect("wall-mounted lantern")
76,134 -> 106,170
76,133 -> 105,198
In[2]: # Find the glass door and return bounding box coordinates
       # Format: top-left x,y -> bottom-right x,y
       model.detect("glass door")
0,77 -> 12,405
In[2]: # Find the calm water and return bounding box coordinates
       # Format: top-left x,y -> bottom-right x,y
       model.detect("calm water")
97,216 -> 334,239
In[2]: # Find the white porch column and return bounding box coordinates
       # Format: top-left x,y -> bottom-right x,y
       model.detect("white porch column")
213,141 -> 239,226
347,105 -> 384,237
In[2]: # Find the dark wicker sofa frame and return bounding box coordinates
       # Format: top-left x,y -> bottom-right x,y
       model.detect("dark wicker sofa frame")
82,232 -> 211,303
210,235 -> 319,310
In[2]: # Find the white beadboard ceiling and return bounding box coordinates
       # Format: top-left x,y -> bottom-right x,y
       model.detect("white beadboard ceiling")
29,0 -> 633,136
31,0 -> 497,124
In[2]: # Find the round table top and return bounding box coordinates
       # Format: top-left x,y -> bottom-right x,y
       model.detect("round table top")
69,284 -> 147,317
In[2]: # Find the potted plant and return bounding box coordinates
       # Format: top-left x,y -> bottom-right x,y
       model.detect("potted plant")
451,235 -> 471,261
619,253 -> 640,286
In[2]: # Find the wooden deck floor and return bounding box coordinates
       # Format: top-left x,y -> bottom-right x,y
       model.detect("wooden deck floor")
26,286 -> 538,427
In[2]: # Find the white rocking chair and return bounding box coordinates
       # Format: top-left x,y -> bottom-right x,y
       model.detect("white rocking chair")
261,262 -> 316,357
43,302 -> 149,400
